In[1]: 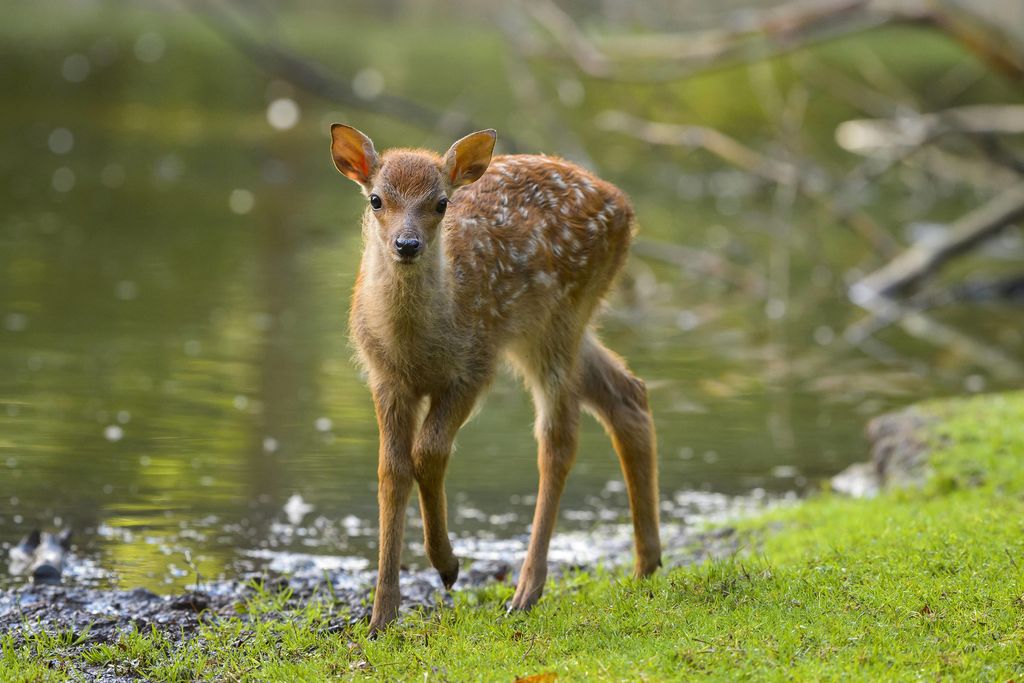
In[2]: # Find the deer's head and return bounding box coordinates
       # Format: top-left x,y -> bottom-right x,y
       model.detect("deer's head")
330,125 -> 496,264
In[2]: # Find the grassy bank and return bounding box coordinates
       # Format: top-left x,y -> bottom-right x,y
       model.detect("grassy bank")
4,391 -> 1024,681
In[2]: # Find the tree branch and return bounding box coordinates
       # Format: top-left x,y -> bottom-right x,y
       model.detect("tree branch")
597,110 -> 899,254
523,0 -> 1024,84
847,294 -> 1024,380
835,105 -> 1024,153
189,0 -> 519,148
850,183 -> 1024,302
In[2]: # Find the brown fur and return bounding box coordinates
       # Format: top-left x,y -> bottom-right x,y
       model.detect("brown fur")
330,126 -> 661,634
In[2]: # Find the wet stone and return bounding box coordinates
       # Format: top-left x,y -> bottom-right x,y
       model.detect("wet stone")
0,520 -> 749,676
831,407 -> 936,497
169,591 -> 210,612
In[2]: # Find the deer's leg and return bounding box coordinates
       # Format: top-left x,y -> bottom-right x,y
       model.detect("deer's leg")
509,365 -> 581,611
413,385 -> 480,589
368,386 -> 417,636
580,333 -> 662,576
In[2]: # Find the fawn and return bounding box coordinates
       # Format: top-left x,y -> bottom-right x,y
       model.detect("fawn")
329,124 -> 661,633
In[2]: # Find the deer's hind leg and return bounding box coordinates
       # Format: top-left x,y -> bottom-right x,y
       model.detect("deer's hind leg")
507,334 -> 583,611
580,332 -> 661,576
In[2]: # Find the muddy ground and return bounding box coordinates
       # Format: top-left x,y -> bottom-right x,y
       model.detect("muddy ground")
0,524 -> 740,660
2,406 -> 933,682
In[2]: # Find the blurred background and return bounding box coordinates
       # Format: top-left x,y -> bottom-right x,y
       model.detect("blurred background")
1,0 -> 1022,590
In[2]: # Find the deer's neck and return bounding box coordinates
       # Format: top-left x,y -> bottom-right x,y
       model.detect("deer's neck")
359,235 -> 452,342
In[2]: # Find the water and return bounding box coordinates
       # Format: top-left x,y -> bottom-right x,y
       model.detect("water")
2,3 -> 1021,590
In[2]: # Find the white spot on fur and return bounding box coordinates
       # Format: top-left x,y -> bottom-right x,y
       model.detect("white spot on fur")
535,271 -> 556,288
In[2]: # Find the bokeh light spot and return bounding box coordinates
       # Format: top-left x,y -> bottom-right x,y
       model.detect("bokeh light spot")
153,154 -> 183,184
4,313 -> 28,332
134,32 -> 166,63
266,98 -> 299,130
115,280 -> 139,301
229,188 -> 255,214
48,128 -> 74,155
352,68 -> 384,100
52,167 -> 76,192
61,53 -> 91,82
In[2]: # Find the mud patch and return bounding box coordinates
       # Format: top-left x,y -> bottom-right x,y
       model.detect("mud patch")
0,522 -> 745,664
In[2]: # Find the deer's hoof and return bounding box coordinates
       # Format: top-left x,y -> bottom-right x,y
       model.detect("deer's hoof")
439,561 -> 459,590
635,552 -> 663,578
507,582 -> 543,613
367,616 -> 394,639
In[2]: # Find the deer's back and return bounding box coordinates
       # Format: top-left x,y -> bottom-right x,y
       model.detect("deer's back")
445,154 -> 634,341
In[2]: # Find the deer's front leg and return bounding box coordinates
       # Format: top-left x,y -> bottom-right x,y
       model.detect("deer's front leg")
413,386 -> 481,589
369,387 -> 416,636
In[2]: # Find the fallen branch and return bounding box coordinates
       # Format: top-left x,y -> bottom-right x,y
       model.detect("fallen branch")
951,275 -> 1024,303
846,294 -> 1024,380
850,183 -> 1024,301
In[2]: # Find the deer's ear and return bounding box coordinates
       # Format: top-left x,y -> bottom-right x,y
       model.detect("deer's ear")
443,129 -> 496,188
330,124 -> 379,189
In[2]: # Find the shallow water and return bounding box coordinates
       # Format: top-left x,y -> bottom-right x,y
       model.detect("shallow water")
2,3 -> 1022,590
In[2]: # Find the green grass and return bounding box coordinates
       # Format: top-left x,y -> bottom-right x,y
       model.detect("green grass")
4,391 -> 1024,681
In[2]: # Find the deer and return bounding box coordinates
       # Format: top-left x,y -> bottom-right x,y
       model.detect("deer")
329,124 -> 661,634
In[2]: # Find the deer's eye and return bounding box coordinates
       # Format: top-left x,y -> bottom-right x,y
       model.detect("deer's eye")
436,197 -> 448,214
369,194 -> 382,210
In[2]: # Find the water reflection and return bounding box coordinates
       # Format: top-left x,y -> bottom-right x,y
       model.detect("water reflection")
1,2 -> 1022,591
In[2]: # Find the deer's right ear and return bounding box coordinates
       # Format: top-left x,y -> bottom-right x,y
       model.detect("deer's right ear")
330,124 -> 379,190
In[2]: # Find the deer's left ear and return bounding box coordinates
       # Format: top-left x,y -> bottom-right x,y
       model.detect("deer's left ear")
330,124 -> 380,191
442,129 -> 496,188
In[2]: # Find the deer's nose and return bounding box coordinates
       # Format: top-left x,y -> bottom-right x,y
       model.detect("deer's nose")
395,235 -> 422,258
